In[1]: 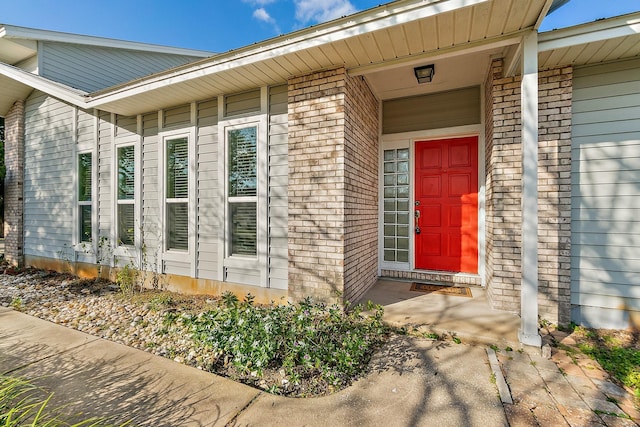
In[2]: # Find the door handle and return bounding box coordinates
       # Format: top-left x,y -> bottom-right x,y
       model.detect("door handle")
415,209 -> 421,234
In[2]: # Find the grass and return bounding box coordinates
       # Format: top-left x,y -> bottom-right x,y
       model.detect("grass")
0,374 -> 121,426
578,341 -> 640,399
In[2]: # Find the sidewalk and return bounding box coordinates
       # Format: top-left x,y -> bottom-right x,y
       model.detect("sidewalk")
0,307 -> 505,426
1,307 -> 638,426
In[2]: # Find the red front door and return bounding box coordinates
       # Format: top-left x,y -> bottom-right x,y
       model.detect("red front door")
415,137 -> 478,273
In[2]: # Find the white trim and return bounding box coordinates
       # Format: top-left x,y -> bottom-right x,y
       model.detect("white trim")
478,84 -> 487,287
220,115 -> 268,284
135,115 -> 143,268
86,0 -> 489,104
380,124 -> 485,277
158,127 -> 197,270
538,12 -> 640,52
216,96 -> 225,282
519,30 -> 542,347
1,24 -> 213,57
189,102 -> 198,278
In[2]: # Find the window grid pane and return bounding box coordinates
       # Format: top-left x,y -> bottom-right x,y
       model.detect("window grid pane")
118,146 -> 135,200
167,202 -> 188,251
230,202 -> 257,256
80,205 -> 92,243
228,127 -> 257,197
78,153 -> 92,202
383,148 -> 410,263
167,138 -> 188,199
118,203 -> 135,246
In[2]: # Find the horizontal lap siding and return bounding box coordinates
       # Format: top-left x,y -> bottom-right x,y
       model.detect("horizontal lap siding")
269,85 -> 288,290
40,42 -> 201,92
571,58 -> 640,328
197,99 -> 219,279
24,92 -> 74,258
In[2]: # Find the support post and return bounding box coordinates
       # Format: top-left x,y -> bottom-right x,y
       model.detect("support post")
518,31 -> 542,347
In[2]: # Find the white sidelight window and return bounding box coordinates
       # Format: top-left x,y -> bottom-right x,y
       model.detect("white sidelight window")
116,145 -> 135,246
165,137 -> 189,251
228,126 -> 258,256
78,152 -> 93,243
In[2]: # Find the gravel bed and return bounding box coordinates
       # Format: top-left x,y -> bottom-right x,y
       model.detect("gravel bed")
0,268 -> 218,370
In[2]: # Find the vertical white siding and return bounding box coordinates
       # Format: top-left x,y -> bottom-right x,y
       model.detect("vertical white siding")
23,92 -> 74,258
39,42 -> 202,92
98,111 -> 112,239
142,113 -> 161,269
197,99 -> 219,279
268,85 -> 288,290
571,58 -> 640,329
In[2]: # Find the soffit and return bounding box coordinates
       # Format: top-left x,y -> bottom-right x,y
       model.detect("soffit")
0,37 -> 37,65
89,0 -> 551,115
0,74 -> 33,116
539,12 -> 640,69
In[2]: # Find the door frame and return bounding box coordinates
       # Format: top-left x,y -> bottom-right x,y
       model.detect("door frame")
379,124 -> 486,284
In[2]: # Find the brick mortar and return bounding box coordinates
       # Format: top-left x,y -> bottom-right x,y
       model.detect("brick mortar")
485,59 -> 572,325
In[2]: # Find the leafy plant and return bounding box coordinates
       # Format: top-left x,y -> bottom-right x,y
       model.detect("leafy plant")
182,294 -> 387,395
116,264 -> 139,297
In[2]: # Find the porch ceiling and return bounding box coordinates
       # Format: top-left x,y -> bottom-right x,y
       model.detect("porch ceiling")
88,0 -> 551,116
0,74 -> 33,116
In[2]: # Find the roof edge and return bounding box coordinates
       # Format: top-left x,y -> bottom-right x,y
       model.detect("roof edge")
0,23 -> 214,57
0,62 -> 89,108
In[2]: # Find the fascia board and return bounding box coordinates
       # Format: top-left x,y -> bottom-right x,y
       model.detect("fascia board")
86,0 -> 490,107
0,62 -> 89,107
538,12 -> 640,52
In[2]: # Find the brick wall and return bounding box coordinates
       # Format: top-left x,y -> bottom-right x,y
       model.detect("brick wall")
287,68 -> 380,304
288,68 -> 348,303
537,67 -> 573,325
343,74 -> 379,304
485,59 -> 573,324
4,100 -> 25,266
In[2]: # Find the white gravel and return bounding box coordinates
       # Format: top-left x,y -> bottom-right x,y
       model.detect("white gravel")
0,269 -> 218,370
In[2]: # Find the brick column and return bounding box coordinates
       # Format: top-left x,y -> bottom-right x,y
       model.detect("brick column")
288,69 -> 348,303
4,100 -> 25,266
485,59 -> 573,325
287,68 -> 380,304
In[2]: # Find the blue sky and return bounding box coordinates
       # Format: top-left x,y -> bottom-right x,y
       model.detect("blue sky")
1,0 -> 638,53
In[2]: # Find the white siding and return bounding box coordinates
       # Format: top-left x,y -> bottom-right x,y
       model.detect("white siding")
98,111 -> 112,239
141,113 -> 161,270
571,58 -> 640,329
268,85 -> 288,290
197,99 -> 220,279
23,92 -> 75,259
39,42 -> 202,92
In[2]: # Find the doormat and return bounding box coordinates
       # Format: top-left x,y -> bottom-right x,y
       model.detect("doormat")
410,283 -> 473,297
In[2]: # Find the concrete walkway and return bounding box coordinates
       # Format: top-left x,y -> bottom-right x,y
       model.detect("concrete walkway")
1,307 -> 638,426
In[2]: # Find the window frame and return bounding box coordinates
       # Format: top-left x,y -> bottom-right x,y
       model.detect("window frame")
159,128 -> 196,265
76,151 -> 94,244
219,112 -> 268,279
114,143 -> 137,247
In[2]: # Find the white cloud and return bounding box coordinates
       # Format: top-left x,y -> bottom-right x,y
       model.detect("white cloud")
252,7 -> 281,34
243,0 -> 278,5
294,0 -> 357,24
253,7 -> 274,23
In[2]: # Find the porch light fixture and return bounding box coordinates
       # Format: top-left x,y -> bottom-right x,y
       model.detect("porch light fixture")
414,64 -> 435,84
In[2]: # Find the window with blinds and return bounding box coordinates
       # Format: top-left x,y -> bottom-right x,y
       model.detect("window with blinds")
78,152 -> 92,243
117,145 -> 135,246
166,137 -> 188,251
228,126 -> 257,256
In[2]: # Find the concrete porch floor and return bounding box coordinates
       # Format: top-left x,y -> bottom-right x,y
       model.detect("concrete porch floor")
358,279 -> 522,347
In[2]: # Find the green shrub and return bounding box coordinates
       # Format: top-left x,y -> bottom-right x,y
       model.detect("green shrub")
184,293 -> 387,393
578,343 -> 640,399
